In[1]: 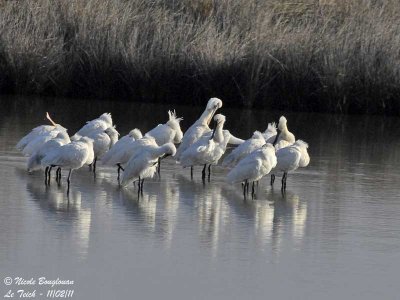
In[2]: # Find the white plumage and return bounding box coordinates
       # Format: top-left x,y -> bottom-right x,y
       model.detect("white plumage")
275,116 -> 295,149
263,122 -> 278,144
71,112 -> 113,141
222,131 -> 265,168
145,110 -> 183,145
275,140 -> 309,190
226,143 -> 277,184
102,129 -> 143,166
175,97 -> 223,161
180,114 -> 230,178
27,131 -> 71,172
41,137 -> 95,193
121,143 -> 177,188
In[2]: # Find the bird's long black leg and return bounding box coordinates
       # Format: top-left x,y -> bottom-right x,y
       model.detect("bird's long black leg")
157,157 -> 161,176
56,167 -> 61,183
271,174 -> 275,186
202,164 -> 206,181
45,166 -> 49,185
208,164 -> 211,182
190,166 -> 193,180
93,157 -> 97,173
251,182 -> 255,199
67,169 -> 72,195
140,178 -> 144,195
47,166 -> 53,185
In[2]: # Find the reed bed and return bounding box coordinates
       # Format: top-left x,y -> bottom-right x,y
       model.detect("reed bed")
0,0 -> 399,114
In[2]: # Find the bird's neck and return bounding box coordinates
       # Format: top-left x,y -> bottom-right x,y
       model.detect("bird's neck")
197,109 -> 213,126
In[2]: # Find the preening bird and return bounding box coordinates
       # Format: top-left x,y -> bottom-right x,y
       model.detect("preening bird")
71,113 -> 113,141
180,114 -> 230,181
85,126 -> 119,172
226,143 -> 277,198
274,140 -> 309,191
222,131 -> 265,168
120,143 -> 177,193
274,116 -> 295,150
102,128 -> 143,180
175,98 -> 222,162
41,137 -> 95,194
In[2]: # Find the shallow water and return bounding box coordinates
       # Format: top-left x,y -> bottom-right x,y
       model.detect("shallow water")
1,96 -> 400,300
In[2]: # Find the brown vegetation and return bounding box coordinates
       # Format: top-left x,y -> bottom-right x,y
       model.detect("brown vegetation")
0,0 -> 399,114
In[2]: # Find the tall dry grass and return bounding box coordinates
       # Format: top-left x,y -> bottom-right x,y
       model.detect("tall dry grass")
0,0 -> 399,114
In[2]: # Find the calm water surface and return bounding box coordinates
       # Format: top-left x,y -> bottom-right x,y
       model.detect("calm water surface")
1,96 -> 400,299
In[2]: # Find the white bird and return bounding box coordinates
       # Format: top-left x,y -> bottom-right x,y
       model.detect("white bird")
41,137 -> 95,194
27,131 -> 71,180
71,112 -> 113,141
101,128 -> 143,180
274,140 -> 309,191
17,112 -> 67,156
146,110 -> 184,174
145,110 -> 183,145
222,130 -> 265,168
226,143 -> 277,198
120,142 -> 177,193
175,97 -> 222,179
274,116 -> 295,150
86,126 -> 119,172
263,122 -> 278,144
180,114 -> 230,181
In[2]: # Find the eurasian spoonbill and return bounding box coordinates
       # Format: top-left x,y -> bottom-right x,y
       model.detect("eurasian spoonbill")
180,114 -> 230,181
101,128 -> 143,180
71,113 -> 113,141
41,137 -> 95,194
274,140 -> 309,191
226,143 -> 277,198
120,143 -> 177,193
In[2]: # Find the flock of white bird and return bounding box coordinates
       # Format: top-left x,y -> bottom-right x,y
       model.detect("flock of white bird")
16,98 -> 310,198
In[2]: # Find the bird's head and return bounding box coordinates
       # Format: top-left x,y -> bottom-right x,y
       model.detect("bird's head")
278,116 -> 288,131
99,113 -> 113,126
129,128 -> 143,140
206,98 -> 223,125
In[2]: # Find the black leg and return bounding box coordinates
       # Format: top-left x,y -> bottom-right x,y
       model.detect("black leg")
67,169 -> 72,195
93,157 -> 97,173
190,166 -> 193,180
157,157 -> 161,176
47,166 -> 53,185
56,167 -> 61,183
201,164 -> 206,180
251,182 -> 255,199
140,178 -> 144,195
44,166 -> 49,185
208,164 -> 211,182
271,174 -> 275,185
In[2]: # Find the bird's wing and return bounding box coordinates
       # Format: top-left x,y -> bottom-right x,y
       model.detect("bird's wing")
276,147 -> 301,171
227,157 -> 263,183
